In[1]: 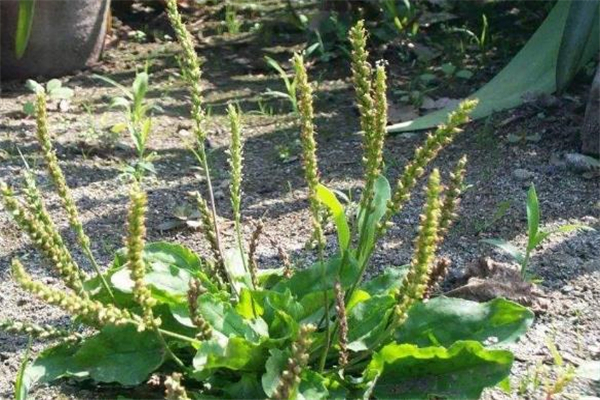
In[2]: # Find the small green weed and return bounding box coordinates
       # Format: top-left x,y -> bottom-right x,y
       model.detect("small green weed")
482,184 -> 593,278
94,70 -> 162,179
263,56 -> 298,114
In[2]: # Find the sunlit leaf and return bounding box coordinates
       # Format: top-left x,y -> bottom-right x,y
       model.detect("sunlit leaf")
481,239 -> 524,265
395,297 -> 534,347
316,184 -> 350,251
365,341 -> 514,399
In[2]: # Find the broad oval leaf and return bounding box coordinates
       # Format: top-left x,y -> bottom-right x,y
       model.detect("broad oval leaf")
361,265 -> 410,296
171,292 -> 268,343
193,337 -> 265,373
273,255 -> 359,299
25,325 -> 165,388
395,297 -> 534,347
365,341 -> 514,399
262,348 -> 289,397
72,325 -> 165,385
347,295 -> 395,352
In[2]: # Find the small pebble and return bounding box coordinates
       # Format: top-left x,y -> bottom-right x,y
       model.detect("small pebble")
512,168 -> 534,180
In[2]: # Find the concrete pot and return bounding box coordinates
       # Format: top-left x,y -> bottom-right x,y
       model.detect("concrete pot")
1,0 -> 110,80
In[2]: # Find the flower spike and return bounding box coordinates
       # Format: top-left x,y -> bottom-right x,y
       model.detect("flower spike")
393,169 -> 443,327
293,53 -> 324,248
126,184 -> 160,330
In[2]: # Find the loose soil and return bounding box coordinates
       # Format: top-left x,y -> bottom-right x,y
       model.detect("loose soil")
1,2 -> 598,399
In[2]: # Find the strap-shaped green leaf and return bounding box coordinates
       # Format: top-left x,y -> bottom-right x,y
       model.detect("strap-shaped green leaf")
316,184 -> 350,252
557,0 -> 600,92
15,0 -> 35,59
526,184 -> 540,251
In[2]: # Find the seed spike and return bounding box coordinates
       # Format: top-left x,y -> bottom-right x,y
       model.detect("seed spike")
378,99 -> 477,238
248,219 -> 263,288
334,280 -> 349,369
11,259 -> 134,328
439,155 -> 468,238
1,181 -> 87,295
292,53 -> 324,248
270,324 -> 316,400
125,183 -> 160,330
393,169 -> 443,327
187,278 -> 212,340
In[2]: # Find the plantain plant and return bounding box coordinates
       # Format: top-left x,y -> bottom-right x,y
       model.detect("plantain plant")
1,5 -> 534,399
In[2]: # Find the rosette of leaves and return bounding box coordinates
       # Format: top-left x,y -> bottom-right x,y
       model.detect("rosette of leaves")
2,8 -> 534,400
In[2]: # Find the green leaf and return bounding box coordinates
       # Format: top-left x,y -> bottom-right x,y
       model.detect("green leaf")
72,325 -> 165,385
316,184 -> 350,251
236,288 -> 264,319
361,265 -> 410,296
347,295 -> 395,351
298,370 -> 329,400
172,292 -> 268,343
110,97 -> 131,109
132,72 -> 149,104
107,242 -> 218,296
481,239 -> 525,265
15,337 -> 32,400
224,374 -> 266,399
15,0 -> 35,59
25,325 -> 165,388
455,69 -> 473,80
365,341 -> 514,399
48,87 -> 74,100
557,0 -> 600,92
93,74 -> 134,100
45,79 -> 61,93
193,337 -> 265,372
272,255 -> 359,299
262,350 -> 329,399
388,1 -> 599,133
551,224 -> 595,234
419,73 -> 436,83
357,176 -> 391,260
262,348 -> 290,397
111,122 -> 128,133
22,101 -> 35,116
24,342 -> 85,391
25,79 -> 44,94
395,297 -> 534,347
526,184 -> 540,251
223,248 -> 253,292
441,62 -> 456,76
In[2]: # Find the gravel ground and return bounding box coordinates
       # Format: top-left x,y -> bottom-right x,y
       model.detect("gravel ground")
1,4 -> 599,399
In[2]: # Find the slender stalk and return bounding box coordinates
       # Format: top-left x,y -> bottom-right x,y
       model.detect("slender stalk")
317,244 -> 331,373
158,328 -> 202,346
227,104 -> 251,285
155,327 -> 185,369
